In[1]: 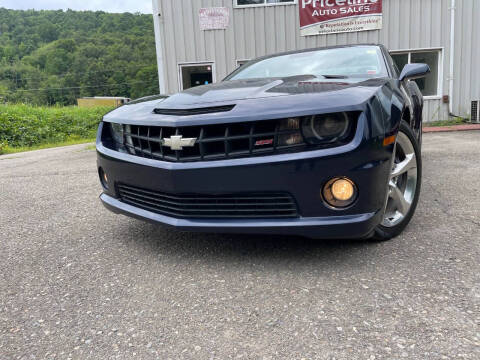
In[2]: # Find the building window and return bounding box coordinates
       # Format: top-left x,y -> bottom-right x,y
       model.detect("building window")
391,49 -> 442,98
178,63 -> 215,91
236,59 -> 251,67
235,0 -> 296,8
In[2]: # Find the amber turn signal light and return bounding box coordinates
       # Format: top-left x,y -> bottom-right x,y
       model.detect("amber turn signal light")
383,135 -> 396,147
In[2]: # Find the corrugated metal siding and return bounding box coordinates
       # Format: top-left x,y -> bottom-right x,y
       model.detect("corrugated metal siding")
155,0 -> 477,121
453,0 -> 480,117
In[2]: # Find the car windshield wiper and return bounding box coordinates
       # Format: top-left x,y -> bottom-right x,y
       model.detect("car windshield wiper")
321,74 -> 349,79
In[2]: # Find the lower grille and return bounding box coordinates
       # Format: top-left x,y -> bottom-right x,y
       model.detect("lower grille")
117,184 -> 298,219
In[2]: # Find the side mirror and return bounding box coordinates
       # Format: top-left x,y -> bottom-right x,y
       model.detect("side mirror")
399,63 -> 431,81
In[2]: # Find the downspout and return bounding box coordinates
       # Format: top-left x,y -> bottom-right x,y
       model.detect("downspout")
448,0 -> 456,116
152,0 -> 167,94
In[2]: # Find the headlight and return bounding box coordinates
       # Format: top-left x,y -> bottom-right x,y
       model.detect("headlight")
124,125 -> 136,155
109,123 -> 124,144
301,112 -> 352,145
278,118 -> 303,146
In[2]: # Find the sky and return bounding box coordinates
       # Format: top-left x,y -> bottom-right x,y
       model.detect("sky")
0,0 -> 153,14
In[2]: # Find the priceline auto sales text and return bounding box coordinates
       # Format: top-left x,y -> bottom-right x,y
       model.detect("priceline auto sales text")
302,0 -> 379,15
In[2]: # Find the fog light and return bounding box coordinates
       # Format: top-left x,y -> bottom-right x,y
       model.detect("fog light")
323,177 -> 357,208
99,167 -> 108,190
332,179 -> 354,201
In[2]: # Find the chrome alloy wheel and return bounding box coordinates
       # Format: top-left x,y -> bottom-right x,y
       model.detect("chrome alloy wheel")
382,131 -> 418,227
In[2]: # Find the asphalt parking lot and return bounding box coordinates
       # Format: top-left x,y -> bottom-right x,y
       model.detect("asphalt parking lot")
1,131 -> 479,359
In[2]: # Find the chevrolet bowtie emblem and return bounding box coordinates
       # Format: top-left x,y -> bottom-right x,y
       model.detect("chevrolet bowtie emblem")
162,135 -> 197,150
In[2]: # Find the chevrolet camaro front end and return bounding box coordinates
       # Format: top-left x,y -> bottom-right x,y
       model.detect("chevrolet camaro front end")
97,45 -> 429,240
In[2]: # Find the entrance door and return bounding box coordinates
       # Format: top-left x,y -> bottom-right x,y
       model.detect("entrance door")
179,63 -> 215,90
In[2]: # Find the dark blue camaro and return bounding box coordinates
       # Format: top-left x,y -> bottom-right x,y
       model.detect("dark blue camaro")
96,44 -> 429,240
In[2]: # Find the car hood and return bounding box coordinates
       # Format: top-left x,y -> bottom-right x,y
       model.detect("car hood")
161,75 -> 386,105
104,76 -> 393,126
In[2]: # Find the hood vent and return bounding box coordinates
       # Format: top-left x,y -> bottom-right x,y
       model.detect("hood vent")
153,104 -> 235,116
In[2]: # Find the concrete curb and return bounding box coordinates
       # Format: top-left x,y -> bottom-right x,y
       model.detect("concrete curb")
423,124 -> 480,133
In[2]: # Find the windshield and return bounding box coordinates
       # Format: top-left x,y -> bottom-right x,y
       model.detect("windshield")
226,46 -> 388,81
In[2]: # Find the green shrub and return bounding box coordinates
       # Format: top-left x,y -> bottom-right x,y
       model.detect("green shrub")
0,140 -> 8,154
0,104 -> 113,151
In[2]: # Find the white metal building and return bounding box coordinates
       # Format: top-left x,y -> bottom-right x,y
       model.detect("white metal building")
152,0 -> 480,122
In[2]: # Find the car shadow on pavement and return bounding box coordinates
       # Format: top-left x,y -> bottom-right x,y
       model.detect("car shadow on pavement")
116,220 -> 382,268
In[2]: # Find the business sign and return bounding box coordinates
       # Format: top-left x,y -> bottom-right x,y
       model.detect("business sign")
300,0 -> 383,36
199,7 -> 230,31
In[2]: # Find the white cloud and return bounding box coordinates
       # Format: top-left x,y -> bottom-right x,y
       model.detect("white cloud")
0,0 -> 153,14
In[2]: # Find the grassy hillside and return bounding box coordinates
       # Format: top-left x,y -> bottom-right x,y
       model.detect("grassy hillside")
0,8 -> 158,105
0,104 -> 112,154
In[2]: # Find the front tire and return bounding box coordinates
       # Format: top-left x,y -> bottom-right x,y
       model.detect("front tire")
374,121 -> 422,241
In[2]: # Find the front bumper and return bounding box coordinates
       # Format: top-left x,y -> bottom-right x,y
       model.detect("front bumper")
96,117 -> 393,239
101,193 -> 382,239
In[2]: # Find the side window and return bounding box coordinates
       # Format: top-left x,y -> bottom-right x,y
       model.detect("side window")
390,50 -> 441,97
391,53 -> 408,77
385,52 -> 401,78
236,59 -> 251,68
411,52 -> 440,97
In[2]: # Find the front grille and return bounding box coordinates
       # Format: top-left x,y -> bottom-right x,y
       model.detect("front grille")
117,184 -> 299,219
120,119 -> 305,162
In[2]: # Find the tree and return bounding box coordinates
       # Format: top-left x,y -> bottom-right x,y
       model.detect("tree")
38,22 -> 59,43
0,8 -> 158,105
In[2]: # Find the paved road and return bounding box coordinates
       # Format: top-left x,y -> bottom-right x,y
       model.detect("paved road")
1,132 -> 479,360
